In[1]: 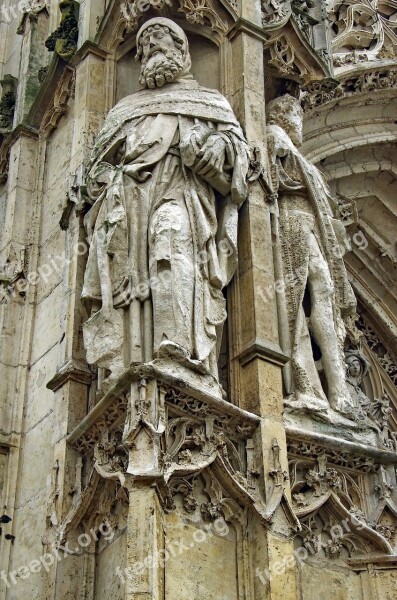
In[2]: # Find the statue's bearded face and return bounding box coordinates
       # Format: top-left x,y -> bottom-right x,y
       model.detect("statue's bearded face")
285,103 -> 303,147
139,25 -> 185,89
267,95 -> 304,147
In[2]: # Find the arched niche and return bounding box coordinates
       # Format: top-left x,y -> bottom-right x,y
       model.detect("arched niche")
115,32 -> 221,103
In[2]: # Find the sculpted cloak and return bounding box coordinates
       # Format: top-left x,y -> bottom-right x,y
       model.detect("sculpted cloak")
267,122 -> 356,402
82,79 -> 249,375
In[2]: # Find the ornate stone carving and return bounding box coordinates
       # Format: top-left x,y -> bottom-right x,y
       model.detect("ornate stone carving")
0,246 -> 27,304
177,0 -> 228,40
357,314 -> 397,387
120,0 -> 173,32
371,467 -> 397,550
267,94 -> 358,420
290,455 -> 394,558
59,166 -> 88,230
120,0 -> 229,41
375,466 -> 394,500
329,0 -> 397,64
45,0 -> 79,62
16,0 -> 49,36
345,350 -> 372,415
166,471 -> 244,525
40,66 -> 75,138
81,18 -> 249,391
262,0 -> 292,28
263,439 -> 300,529
0,76 -> 17,135
302,67 -> 397,110
287,437 -> 377,472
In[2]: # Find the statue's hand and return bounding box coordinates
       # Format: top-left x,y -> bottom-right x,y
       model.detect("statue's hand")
195,135 -> 226,179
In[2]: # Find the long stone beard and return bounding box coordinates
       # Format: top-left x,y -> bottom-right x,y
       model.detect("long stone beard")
140,48 -> 185,89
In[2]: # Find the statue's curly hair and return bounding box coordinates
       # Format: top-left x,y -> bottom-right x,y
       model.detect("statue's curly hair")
136,24 -> 184,62
266,94 -> 303,131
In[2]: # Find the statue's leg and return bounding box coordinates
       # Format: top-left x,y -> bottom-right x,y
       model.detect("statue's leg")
306,234 -> 352,412
149,198 -> 195,357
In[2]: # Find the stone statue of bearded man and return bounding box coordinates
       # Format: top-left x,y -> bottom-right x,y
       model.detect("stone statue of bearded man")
82,18 -> 249,389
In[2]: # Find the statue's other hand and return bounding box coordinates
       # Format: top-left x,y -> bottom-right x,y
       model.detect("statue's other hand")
195,135 -> 226,178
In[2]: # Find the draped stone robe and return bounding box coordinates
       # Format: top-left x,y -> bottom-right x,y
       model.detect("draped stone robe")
267,123 -> 356,402
82,80 -> 249,377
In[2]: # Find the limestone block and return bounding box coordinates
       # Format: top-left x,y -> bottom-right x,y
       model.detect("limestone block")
18,412 -> 54,507
30,282 -> 63,366
376,569 -> 397,599
25,343 -> 57,431
299,563 -> 364,599
5,492 -> 50,600
95,531 -> 126,600
40,175 -> 69,245
164,512 -> 239,600
35,232 -> 67,305
43,119 -> 74,192
74,54 -> 107,115
7,136 -> 37,192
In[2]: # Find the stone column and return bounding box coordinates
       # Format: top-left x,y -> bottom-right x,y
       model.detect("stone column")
0,130 -> 40,597
124,483 -> 164,600
226,2 -> 299,598
46,44 -> 109,597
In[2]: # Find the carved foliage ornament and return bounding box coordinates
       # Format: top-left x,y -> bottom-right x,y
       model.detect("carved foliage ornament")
329,0 -> 397,62
287,437 -> 376,472
40,66 -> 75,138
357,313 -> 397,387
290,455 -> 395,558
262,0 -> 292,28
302,66 -> 397,110
0,76 -> 17,133
120,0 -> 228,40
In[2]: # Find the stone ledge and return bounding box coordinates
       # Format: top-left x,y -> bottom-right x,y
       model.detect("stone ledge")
286,425 -> 397,466
237,338 -> 289,367
67,362 -> 261,453
46,359 -> 94,392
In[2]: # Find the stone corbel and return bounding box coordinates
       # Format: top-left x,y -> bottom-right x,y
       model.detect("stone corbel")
262,4 -> 333,85
66,367 -> 274,523
59,165 -> 89,230
39,65 -> 75,138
